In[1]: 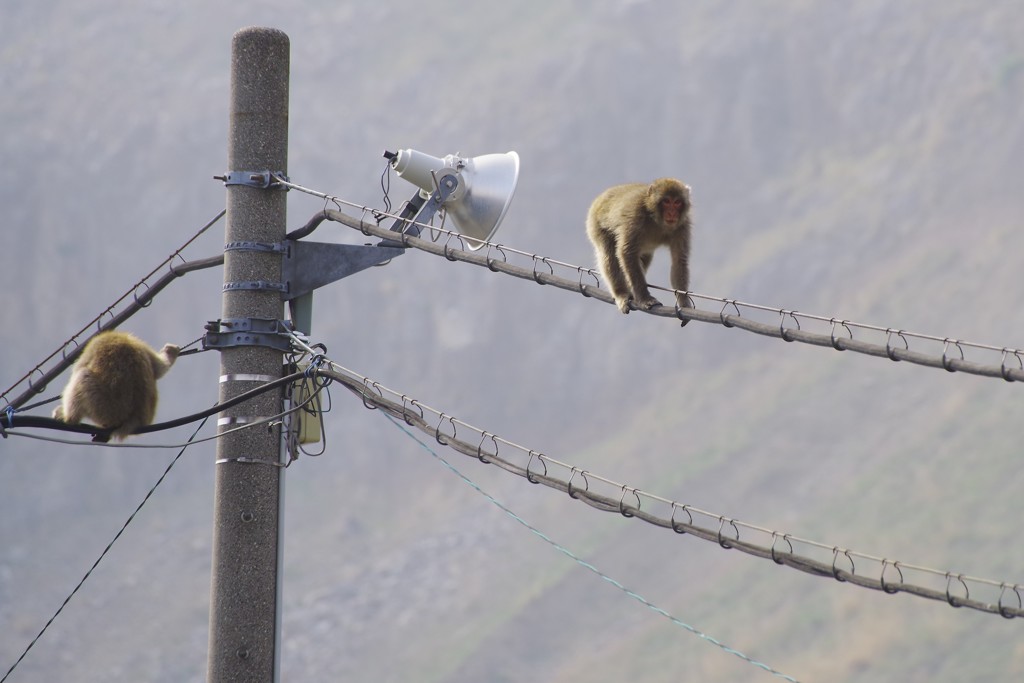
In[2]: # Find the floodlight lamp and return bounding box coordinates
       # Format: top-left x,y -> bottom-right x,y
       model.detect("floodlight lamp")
385,148 -> 520,250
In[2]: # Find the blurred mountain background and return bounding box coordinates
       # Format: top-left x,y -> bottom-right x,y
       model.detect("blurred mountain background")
2,1 -> 1024,681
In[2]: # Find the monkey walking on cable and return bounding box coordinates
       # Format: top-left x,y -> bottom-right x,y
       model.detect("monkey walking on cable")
52,331 -> 179,442
586,178 -> 694,315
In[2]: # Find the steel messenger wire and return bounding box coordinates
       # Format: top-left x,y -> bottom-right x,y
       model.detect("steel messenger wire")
270,173 -> 1024,384
294,353 -> 1023,620
1,207 -> 226,412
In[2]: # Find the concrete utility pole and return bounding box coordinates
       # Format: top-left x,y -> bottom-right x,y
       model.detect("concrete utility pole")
208,27 -> 290,683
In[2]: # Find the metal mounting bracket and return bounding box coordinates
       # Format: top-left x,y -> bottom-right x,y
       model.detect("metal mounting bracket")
203,318 -> 293,352
379,174 -> 457,244
214,171 -> 289,190
223,280 -> 289,293
225,241 -> 289,254
282,240 -> 404,301
276,172 -> 459,302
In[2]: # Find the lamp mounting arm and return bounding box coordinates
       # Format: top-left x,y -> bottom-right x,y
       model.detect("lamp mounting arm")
381,172 -> 461,246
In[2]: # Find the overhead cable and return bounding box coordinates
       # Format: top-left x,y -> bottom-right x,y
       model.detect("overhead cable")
327,206 -> 1024,382
270,175 -> 1024,383
308,359 -> 1024,620
1,209 -> 226,411
0,415 -> 210,683
2,253 -> 224,412
1,370 -> 305,441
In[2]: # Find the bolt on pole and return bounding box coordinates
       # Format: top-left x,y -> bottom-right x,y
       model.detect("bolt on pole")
208,27 -> 290,683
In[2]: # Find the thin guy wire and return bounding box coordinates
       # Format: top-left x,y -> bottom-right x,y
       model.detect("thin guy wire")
379,411 -> 800,682
1,211 -> 225,409
14,395 -> 61,413
307,359 -> 1024,619
0,415 -> 210,683
272,175 -> 1024,382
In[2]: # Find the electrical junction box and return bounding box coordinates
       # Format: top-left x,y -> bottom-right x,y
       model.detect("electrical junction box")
294,365 -> 322,444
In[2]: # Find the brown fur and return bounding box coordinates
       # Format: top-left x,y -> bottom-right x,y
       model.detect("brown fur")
585,178 -> 693,314
53,331 -> 179,441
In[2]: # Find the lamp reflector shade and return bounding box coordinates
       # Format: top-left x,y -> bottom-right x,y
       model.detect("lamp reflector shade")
390,149 -> 520,250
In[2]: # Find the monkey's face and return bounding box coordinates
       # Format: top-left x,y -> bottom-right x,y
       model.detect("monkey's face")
660,194 -> 687,227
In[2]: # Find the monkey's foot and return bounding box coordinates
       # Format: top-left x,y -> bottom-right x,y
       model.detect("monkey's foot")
636,295 -> 661,311
615,296 -> 632,314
